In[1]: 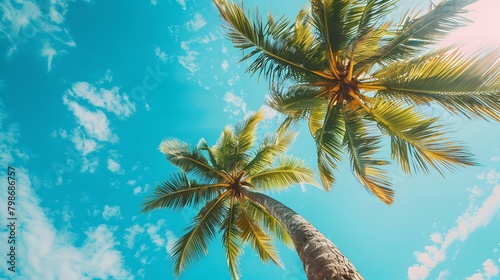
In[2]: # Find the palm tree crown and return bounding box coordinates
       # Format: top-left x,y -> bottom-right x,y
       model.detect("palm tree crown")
215,0 -> 500,204
141,110 -> 319,279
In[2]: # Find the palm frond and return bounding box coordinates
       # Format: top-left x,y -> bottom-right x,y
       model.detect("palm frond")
236,197 -> 284,268
243,129 -> 297,174
214,0 -> 329,82
234,109 -> 264,165
171,191 -> 231,276
160,139 -> 222,180
357,0 -> 477,69
267,84 -> 328,118
373,48 -> 500,120
247,155 -> 320,192
369,99 -> 476,174
141,173 -> 228,212
221,196 -> 243,280
212,125 -> 238,171
343,105 -> 393,204
244,198 -> 293,247
197,138 -> 222,170
314,104 -> 345,190
310,0 -> 352,58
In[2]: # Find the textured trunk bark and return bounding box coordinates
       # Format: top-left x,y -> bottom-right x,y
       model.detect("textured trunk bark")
242,188 -> 363,280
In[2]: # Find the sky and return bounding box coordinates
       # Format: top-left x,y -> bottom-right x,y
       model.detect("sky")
0,0 -> 499,279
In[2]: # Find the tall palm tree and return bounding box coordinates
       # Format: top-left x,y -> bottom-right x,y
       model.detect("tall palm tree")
142,110 -> 362,279
214,0 -> 500,205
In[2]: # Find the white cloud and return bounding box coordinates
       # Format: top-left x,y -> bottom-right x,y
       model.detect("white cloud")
146,220 -> 166,248
151,0 -> 157,5
155,46 -> 167,62
408,180 -> 500,280
483,259 -> 499,278
436,270 -> 450,280
223,91 -> 247,116
0,0 -> 77,59
102,205 -> 122,221
97,69 -> 113,84
41,42 -> 56,72
124,225 -> 145,249
107,158 -> 123,174
133,184 -> 150,195
127,180 -> 136,185
186,13 -> 206,31
66,82 -> 136,118
175,0 -> 186,10
178,41 -> 199,73
71,129 -> 98,155
430,232 -> 443,244
63,96 -> 116,142
133,186 -> 142,195
80,156 -> 99,173
260,105 -> 277,120
165,230 -> 178,257
0,169 -> 132,279
221,59 -> 229,71
467,273 -> 485,280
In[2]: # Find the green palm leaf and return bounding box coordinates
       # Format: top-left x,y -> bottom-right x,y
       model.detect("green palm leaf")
369,99 -> 476,174
267,84 -> 329,118
141,173 -> 228,212
236,198 -> 284,268
245,199 -> 293,247
212,125 -> 238,171
373,48 -> 500,120
357,0 -> 477,69
243,129 -> 297,174
247,155 -> 320,192
343,105 -> 393,204
214,0 -> 329,82
221,196 -> 243,280
234,109 -> 264,165
171,191 -> 231,276
315,104 -> 345,190
160,139 -> 222,180
197,138 -> 222,170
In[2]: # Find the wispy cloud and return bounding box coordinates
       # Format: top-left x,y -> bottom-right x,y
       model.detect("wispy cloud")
0,0 -> 77,60
408,172 -> 500,280
151,0 -> 157,6
223,91 -> 247,116
154,46 -> 168,62
221,59 -> 229,71
186,13 -> 206,31
63,97 -> 116,142
124,225 -> 145,249
178,41 -> 200,73
175,0 -> 186,10
66,82 -> 136,118
41,42 -> 56,72
466,259 -> 499,280
0,167 -> 132,278
70,128 -> 98,155
102,205 -> 123,221
107,158 -> 123,174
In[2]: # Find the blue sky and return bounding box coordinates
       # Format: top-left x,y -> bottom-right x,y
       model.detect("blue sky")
0,0 -> 499,279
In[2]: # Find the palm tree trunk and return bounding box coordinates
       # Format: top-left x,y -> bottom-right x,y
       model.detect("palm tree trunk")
242,188 -> 363,280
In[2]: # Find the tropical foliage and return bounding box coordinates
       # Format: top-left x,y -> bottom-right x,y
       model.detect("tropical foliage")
141,110 -> 319,279
214,0 -> 500,205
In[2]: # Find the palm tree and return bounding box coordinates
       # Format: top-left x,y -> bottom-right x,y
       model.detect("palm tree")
214,0 -> 500,205
142,110 -> 362,279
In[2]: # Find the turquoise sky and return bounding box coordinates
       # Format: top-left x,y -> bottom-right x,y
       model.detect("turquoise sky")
1,0 -> 499,279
